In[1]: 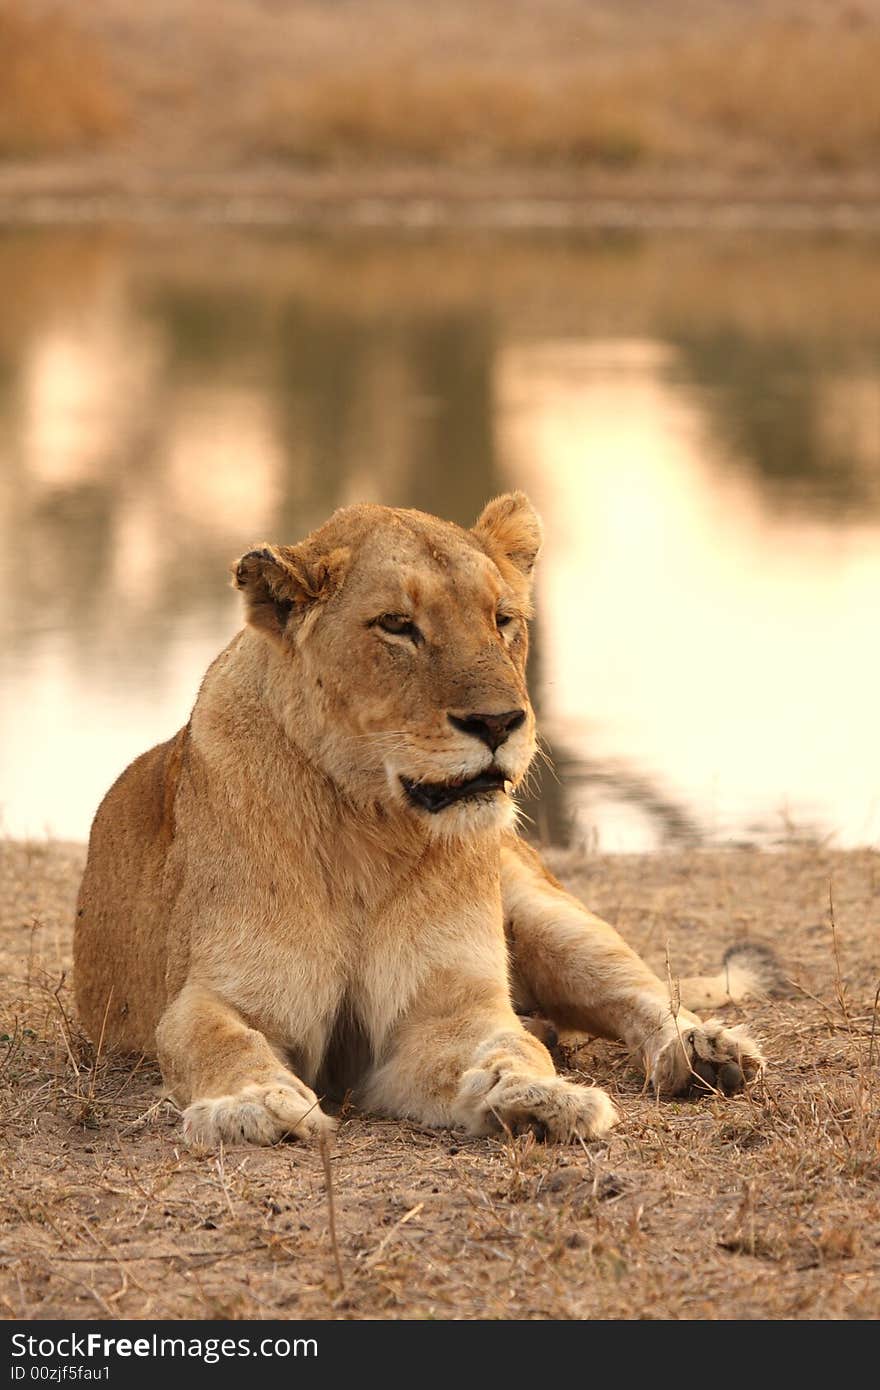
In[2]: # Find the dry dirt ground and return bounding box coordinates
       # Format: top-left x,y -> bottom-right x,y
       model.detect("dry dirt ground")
1,839 -> 878,1321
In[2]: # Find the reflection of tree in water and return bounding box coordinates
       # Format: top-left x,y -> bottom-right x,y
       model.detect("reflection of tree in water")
400,316 -> 501,526
0,352 -> 16,412
517,614 -> 569,844
273,302 -> 376,532
271,304 -> 502,532
667,329 -> 880,516
2,350 -> 175,680
142,287 -> 269,373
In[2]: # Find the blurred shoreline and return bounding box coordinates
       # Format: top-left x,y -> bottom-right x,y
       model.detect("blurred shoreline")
3,174 -> 880,232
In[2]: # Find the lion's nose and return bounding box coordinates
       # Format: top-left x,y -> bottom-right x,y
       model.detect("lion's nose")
448,708 -> 526,752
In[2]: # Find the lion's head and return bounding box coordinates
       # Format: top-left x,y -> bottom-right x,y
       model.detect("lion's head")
232,492 -> 542,837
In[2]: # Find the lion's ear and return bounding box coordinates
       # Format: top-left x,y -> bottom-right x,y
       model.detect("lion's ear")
232,543 -> 350,642
472,492 -> 543,583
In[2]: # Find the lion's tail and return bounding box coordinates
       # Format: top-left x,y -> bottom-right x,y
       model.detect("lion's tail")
676,942 -> 784,1013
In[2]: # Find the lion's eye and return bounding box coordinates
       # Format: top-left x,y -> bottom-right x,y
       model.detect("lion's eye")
373,613 -> 424,646
496,611 -> 514,631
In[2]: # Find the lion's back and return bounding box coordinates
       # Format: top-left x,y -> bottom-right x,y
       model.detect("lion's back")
74,725 -> 190,1053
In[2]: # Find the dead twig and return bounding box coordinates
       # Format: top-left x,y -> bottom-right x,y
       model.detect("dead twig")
320,1131 -> 345,1291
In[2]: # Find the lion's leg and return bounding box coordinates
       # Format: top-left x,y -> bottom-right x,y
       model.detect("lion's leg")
502,839 -> 764,1097
363,970 -> 618,1142
156,984 -> 335,1148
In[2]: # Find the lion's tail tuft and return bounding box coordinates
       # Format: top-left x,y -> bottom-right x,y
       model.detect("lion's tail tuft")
677,941 -> 785,1013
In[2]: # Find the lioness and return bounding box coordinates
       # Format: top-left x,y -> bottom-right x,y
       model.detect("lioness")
75,493 -> 774,1147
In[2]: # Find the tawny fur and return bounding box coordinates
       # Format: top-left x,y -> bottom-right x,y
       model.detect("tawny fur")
74,494 -> 769,1149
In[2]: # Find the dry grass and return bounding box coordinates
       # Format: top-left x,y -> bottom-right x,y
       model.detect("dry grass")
259,70 -> 650,170
3,2 -> 880,191
0,3 -> 125,157
663,25 -> 880,170
2,839 -> 878,1320
257,24 -> 880,172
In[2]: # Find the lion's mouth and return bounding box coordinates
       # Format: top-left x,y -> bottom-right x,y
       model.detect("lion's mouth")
401,768 -> 510,814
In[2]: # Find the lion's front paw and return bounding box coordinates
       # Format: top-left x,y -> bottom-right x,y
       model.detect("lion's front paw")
182,1078 -> 336,1149
454,1069 -> 618,1143
649,1017 -> 764,1098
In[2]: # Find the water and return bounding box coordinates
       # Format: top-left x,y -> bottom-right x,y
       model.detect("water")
1,226 -> 878,851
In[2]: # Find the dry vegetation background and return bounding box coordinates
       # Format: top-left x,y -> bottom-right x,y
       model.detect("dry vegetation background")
1,839 -> 878,1320
2,0 -> 880,201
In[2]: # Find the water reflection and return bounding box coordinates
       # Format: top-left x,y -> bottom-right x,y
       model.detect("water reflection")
670,331 -> 880,515
0,228 -> 878,850
502,338 -> 880,850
